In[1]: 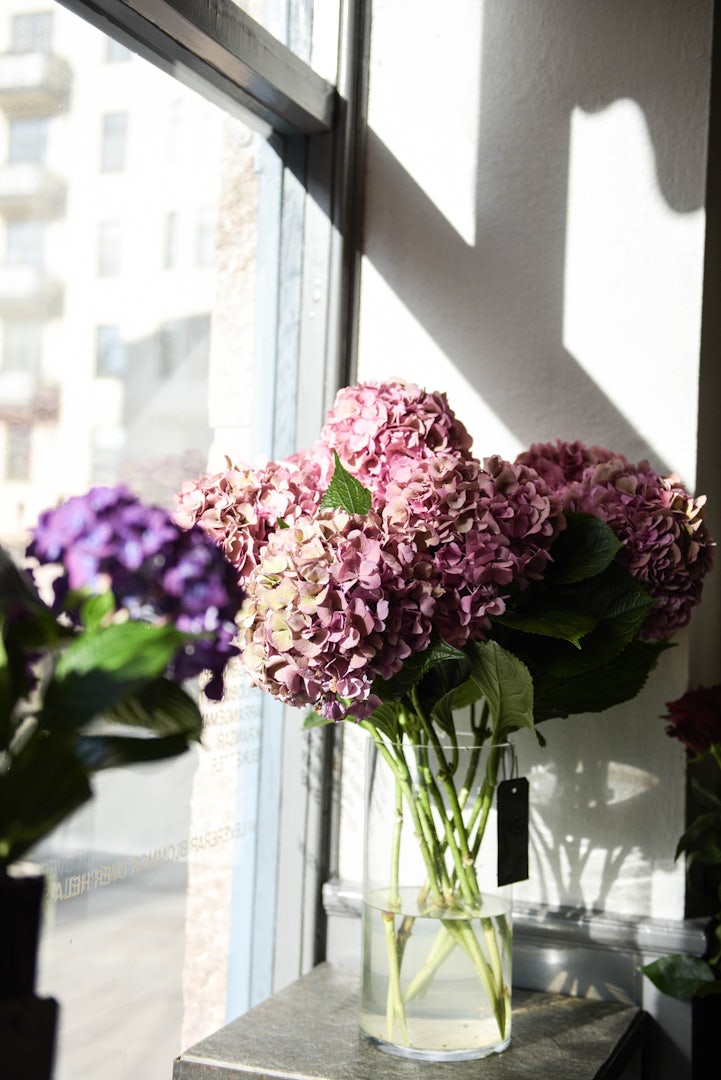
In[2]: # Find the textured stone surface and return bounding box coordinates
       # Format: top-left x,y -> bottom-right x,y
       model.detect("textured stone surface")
173,962 -> 644,1079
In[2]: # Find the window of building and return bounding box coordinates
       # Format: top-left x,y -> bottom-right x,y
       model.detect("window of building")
6,220 -> 45,267
8,118 -> 49,164
10,10 -> 53,52
97,220 -> 122,276
2,320 -> 44,373
100,112 -> 128,171
6,422 -> 32,480
195,206 -> 216,267
163,211 -> 178,269
95,324 -> 126,377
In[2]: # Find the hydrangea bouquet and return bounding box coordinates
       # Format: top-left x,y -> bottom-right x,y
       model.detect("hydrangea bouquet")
0,485 -> 244,874
177,379 -> 714,1058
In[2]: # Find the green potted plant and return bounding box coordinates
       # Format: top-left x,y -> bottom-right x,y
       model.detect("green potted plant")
0,484 -> 244,1078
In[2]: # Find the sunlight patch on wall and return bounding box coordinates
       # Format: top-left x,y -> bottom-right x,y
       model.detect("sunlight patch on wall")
563,100 -> 704,487
357,258 -> 521,459
366,0 -> 482,247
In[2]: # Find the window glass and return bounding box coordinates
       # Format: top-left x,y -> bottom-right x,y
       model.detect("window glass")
10,9 -> 52,52
95,323 -> 126,377
0,4 -> 291,1078
2,318 -> 44,372
97,220 -> 122,276
100,111 -> 128,171
6,219 -> 45,266
8,117 -> 49,163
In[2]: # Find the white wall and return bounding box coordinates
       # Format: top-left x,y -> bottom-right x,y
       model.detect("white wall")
353,0 -> 718,921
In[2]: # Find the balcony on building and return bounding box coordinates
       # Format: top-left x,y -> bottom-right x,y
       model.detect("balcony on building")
0,371 -> 60,423
0,265 -> 63,318
0,52 -> 71,117
0,163 -> 65,218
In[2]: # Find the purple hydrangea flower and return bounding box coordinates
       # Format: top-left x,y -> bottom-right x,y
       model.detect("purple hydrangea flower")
27,485 -> 245,700
515,441 -> 715,640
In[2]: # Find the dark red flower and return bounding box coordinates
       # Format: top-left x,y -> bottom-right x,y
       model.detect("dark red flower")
664,685 -> 721,755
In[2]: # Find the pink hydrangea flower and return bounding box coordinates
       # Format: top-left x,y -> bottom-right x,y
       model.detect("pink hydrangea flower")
382,452 -> 565,648
321,379 -> 474,498
239,508 -> 435,720
174,443 -> 333,582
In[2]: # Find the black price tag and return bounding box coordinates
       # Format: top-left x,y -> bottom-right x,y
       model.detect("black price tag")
497,777 -> 529,886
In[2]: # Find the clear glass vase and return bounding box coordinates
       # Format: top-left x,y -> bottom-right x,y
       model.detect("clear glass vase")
360,734 -> 515,1061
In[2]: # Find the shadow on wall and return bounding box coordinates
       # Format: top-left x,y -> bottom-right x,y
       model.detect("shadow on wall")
363,0 -> 711,475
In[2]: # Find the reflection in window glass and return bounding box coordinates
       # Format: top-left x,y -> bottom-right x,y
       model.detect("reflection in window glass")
0,3 -> 270,1078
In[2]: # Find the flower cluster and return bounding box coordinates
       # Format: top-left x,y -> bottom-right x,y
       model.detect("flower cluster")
177,381 -> 569,718
240,508 -> 434,719
663,685 -> 721,756
516,441 -> 714,639
27,485 -> 245,699
174,446 -> 333,581
320,379 -> 473,498
176,381 -> 714,721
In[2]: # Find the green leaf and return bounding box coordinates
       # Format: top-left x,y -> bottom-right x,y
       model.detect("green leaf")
372,638 -> 470,702
54,621 -> 186,681
0,727 -> 92,870
303,709 -> 335,730
467,641 -> 536,741
80,590 -> 116,630
74,732 -> 192,771
495,606 -> 597,648
362,702 -> 401,742
319,451 -> 372,515
532,638 -> 671,722
547,513 -> 622,584
640,954 -> 721,999
43,622 -> 189,725
105,678 -> 203,739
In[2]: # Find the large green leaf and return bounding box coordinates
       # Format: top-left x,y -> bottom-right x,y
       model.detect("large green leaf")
105,678 -> 203,739
319,451 -> 372,515
495,605 -> 597,648
0,728 -> 92,870
546,513 -> 622,584
74,732 -> 192,771
532,638 -> 671,722
43,622 -> 189,725
640,954 -> 721,1000
467,641 -> 536,741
